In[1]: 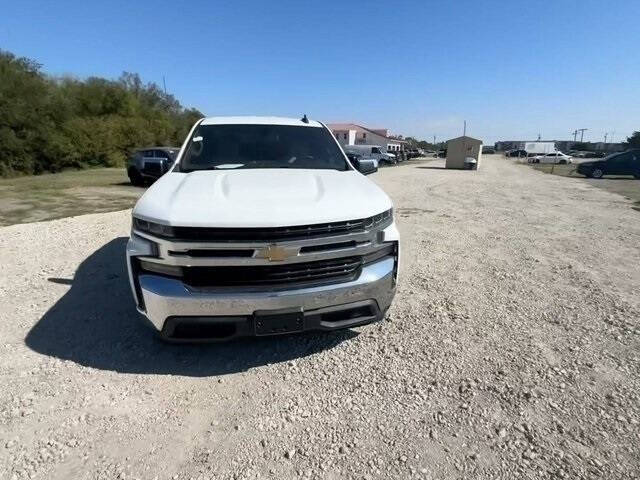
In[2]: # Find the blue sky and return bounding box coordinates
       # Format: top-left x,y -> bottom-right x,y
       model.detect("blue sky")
1,0 -> 638,143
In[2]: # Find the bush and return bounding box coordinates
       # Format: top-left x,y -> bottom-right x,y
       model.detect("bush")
0,50 -> 203,177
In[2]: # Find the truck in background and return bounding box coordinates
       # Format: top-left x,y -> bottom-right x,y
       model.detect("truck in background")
343,144 -> 397,165
524,142 -> 556,155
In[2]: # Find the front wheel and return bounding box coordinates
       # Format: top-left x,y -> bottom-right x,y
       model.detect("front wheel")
128,168 -> 145,186
590,168 -> 604,179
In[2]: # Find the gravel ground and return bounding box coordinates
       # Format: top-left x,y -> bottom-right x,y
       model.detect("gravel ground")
1,155 -> 639,479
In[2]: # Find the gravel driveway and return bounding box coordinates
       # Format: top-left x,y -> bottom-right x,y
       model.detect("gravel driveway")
1,155 -> 639,479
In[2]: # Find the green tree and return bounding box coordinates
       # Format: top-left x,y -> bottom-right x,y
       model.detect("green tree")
625,131 -> 640,148
0,49 -> 203,176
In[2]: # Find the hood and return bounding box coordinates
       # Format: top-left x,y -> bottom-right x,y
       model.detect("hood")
133,169 -> 392,228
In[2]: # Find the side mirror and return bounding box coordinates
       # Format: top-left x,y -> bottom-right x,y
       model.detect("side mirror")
356,159 -> 378,175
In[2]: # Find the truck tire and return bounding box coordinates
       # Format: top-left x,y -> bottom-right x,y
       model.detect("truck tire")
128,168 -> 144,186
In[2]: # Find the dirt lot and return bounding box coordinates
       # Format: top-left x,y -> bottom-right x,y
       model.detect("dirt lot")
519,160 -> 640,208
1,155 -> 639,479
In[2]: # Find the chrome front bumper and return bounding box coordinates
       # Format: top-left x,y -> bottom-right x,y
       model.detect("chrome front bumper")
126,218 -> 400,341
134,257 -> 395,339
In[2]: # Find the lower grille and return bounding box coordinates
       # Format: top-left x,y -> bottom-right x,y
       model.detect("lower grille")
143,160 -> 169,176
139,256 -> 364,288
185,256 -> 362,287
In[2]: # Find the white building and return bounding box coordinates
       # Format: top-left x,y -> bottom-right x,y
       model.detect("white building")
327,123 -> 407,152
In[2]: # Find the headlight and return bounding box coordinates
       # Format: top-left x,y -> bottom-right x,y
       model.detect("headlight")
365,208 -> 393,230
132,217 -> 176,238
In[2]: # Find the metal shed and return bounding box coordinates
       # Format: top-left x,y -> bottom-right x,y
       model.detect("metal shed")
445,136 -> 483,169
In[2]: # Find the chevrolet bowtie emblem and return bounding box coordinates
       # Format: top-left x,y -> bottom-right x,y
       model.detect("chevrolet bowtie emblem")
256,244 -> 297,262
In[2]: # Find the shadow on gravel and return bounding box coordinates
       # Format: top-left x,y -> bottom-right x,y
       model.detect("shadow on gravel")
25,237 -> 356,377
415,166 -> 446,170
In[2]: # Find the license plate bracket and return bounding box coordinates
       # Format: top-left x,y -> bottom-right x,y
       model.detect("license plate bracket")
254,307 -> 304,336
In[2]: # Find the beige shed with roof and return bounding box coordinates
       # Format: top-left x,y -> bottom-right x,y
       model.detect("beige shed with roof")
445,136 -> 483,169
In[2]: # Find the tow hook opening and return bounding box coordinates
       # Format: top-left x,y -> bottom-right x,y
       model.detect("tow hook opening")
163,317 -> 241,340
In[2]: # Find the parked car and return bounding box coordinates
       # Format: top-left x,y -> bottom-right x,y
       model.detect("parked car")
507,149 -> 528,158
346,153 -> 379,171
482,146 -> 495,154
344,145 -> 396,165
576,149 -> 640,179
126,116 -> 399,341
574,151 -> 603,158
127,147 -> 180,186
529,151 -> 573,164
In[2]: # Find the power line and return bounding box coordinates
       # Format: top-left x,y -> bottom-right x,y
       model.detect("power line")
576,128 -> 588,142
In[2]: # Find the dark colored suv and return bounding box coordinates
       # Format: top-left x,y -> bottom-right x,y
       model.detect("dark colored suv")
577,150 -> 640,179
127,147 -> 180,186
507,149 -> 528,157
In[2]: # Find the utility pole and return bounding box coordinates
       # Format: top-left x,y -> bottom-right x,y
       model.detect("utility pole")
463,120 -> 466,136
537,133 -> 541,141
433,135 -> 436,147
577,128 -> 588,142
162,76 -> 167,95
572,130 -> 578,141
604,132 -> 608,144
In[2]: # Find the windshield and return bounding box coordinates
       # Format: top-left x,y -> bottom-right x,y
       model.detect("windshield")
602,152 -> 623,161
178,124 -> 349,172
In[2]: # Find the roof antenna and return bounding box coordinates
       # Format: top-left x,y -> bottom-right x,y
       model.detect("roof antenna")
301,114 -> 309,124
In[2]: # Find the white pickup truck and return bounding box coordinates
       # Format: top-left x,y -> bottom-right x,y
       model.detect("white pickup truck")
126,116 -> 400,341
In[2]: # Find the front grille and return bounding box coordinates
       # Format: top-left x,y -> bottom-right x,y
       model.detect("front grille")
171,221 -> 365,242
140,256 -> 363,288
143,160 -> 169,176
168,210 -> 392,242
143,163 -> 162,175
169,249 -> 254,258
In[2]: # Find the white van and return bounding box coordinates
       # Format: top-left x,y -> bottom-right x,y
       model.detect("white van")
343,145 -> 396,165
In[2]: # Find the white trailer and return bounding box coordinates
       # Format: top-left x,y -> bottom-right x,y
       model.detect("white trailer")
524,142 -> 556,154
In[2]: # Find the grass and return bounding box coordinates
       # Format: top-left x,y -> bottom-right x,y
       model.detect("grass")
0,168 -> 144,227
529,163 -> 579,177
